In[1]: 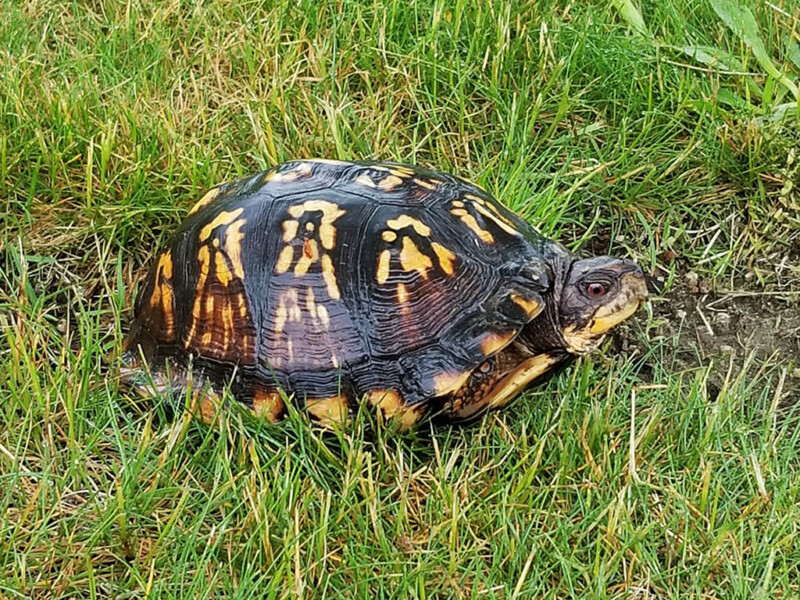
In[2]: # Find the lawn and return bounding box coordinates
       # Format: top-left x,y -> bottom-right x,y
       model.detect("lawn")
1,0 -> 799,598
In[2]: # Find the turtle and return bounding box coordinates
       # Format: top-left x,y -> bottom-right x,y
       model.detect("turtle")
120,159 -> 648,429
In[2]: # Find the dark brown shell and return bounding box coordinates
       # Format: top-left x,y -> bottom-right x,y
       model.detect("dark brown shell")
122,159 -> 571,423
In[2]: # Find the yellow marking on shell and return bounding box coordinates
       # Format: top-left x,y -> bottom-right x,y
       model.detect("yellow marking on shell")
458,213 -> 494,244
294,162 -> 314,176
275,245 -> 294,274
450,208 -> 467,216
368,390 -> 423,431
274,297 -> 287,336
294,238 -> 319,277
188,188 -> 220,216
399,237 -> 432,279
451,200 -> 465,208
199,208 -> 244,242
287,338 -> 294,360
204,294 -> 214,316
321,254 -> 341,299
466,193 -> 505,215
159,287 -> 175,336
288,200 -> 346,221
214,251 -> 232,286
387,215 -> 432,236
510,293 -> 542,318
307,396 -> 349,427
237,292 -> 248,318
389,166 -> 415,178
317,305 -> 330,329
414,178 -> 436,190
355,174 -> 376,188
221,300 -> 234,348
263,162 -> 313,183
430,242 -> 456,275
241,336 -> 250,357
149,252 -> 175,337
306,287 -> 317,322
305,221 -> 315,232
160,288 -> 175,337
149,252 -> 171,308
397,282 -> 409,304
198,397 -> 218,424
252,390 -> 285,423
479,331 -> 516,356
285,288 -> 301,322
282,220 -> 300,242
196,245 -> 212,277
368,389 -> 402,411
381,230 -> 397,243
472,201 -> 520,237
219,312 -> 229,350
223,218 -> 247,279
319,223 -> 336,250
185,245 -> 211,348
274,288 -> 301,337
486,354 -> 559,409
190,389 -> 221,425
160,251 -> 173,279
433,371 -> 472,397
376,250 -> 392,285
287,200 -> 345,250
378,175 -> 403,191
467,193 -> 518,234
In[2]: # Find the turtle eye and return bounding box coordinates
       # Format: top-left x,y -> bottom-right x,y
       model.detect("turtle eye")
586,282 -> 607,298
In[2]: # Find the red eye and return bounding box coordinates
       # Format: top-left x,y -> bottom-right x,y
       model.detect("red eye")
587,282 -> 606,298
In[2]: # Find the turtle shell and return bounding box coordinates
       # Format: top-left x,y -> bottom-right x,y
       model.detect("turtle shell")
122,160 -> 571,426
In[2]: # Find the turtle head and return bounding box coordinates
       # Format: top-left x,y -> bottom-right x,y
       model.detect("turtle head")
558,256 -> 647,354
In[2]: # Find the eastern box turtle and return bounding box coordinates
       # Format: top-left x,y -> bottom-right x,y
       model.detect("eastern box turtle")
121,160 -> 647,428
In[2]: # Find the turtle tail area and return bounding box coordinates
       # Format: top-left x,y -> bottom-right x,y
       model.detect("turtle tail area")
116,323 -> 221,424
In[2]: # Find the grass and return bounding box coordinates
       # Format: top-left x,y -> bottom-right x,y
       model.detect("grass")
1,0 -> 799,597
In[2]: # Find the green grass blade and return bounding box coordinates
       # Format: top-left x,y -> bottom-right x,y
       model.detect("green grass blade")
611,0 -> 649,36
711,0 -> 799,99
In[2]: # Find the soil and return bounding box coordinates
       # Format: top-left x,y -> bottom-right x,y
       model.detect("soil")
612,271 -> 800,399
652,288 -> 800,362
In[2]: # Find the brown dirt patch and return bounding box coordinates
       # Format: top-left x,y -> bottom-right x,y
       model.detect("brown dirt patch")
613,272 -> 800,395
655,289 -> 800,363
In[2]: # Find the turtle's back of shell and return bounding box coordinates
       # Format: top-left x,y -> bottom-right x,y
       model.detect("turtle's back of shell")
123,159 -> 559,425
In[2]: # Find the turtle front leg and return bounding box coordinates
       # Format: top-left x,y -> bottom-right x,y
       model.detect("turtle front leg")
441,344 -> 566,424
